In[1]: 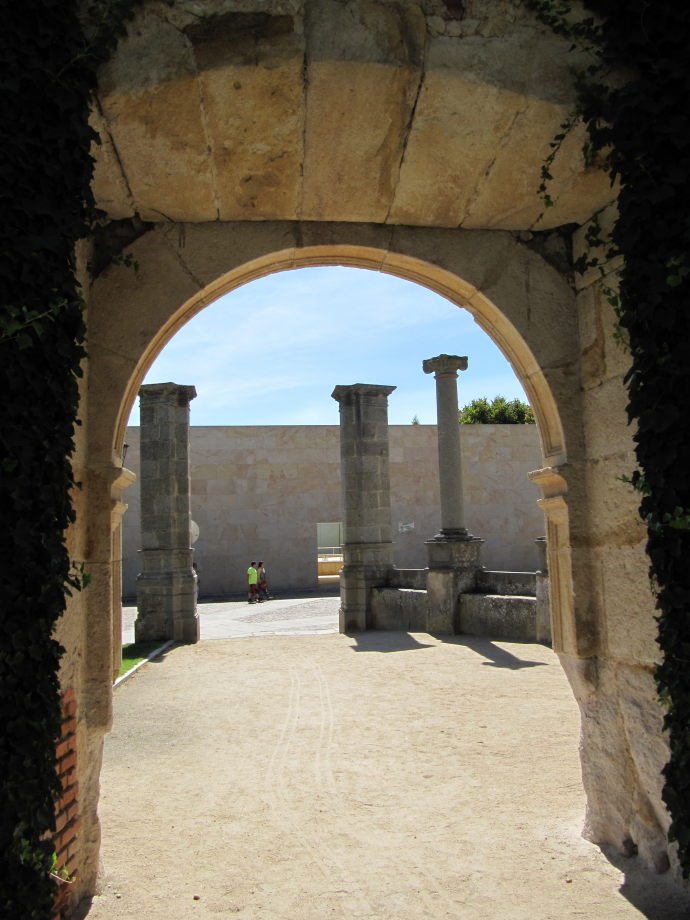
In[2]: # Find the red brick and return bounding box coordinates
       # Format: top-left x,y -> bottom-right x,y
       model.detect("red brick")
55,823 -> 74,853
55,738 -> 72,760
67,816 -> 81,835
59,782 -> 78,806
65,800 -> 79,823
66,840 -> 80,863
61,717 -> 77,736
60,768 -> 77,790
59,751 -> 77,775
57,834 -> 78,857
63,698 -> 77,717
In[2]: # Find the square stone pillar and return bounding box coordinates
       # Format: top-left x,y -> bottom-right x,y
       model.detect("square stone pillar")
332,384 -> 396,633
135,383 -> 199,644
111,466 -> 135,679
535,535 -> 552,644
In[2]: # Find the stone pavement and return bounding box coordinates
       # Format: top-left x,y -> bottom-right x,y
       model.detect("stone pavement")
122,595 -> 340,644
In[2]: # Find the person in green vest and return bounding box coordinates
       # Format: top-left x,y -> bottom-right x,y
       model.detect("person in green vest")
247,561 -> 259,603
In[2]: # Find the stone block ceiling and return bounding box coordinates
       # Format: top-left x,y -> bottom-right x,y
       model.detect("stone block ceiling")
92,0 -> 613,229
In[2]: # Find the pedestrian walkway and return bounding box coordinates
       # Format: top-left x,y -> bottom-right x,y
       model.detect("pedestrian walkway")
122,595 -> 340,643
86,626 -> 690,920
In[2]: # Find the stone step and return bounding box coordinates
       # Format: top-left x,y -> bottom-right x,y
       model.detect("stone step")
476,570 -> 536,597
459,593 -> 537,642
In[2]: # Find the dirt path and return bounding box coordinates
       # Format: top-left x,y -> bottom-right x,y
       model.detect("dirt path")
82,633 -> 690,919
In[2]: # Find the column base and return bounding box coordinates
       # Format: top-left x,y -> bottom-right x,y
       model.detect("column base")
425,534 -> 484,570
135,570 -> 199,644
425,536 -> 484,634
339,542 -> 394,634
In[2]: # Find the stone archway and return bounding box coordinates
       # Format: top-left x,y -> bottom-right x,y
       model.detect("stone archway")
44,0 -> 674,904
91,225 -> 582,653
72,220 -> 600,892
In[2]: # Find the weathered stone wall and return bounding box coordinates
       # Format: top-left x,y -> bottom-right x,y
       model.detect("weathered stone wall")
120,423 -> 544,597
565,207 -> 671,873
92,0 -> 611,230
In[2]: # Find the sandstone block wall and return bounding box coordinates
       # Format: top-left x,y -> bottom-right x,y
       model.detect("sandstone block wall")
121,423 -> 544,597
92,0 -> 612,231
564,209 -> 672,873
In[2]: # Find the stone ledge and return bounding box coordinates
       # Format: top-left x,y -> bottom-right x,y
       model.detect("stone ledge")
459,593 -> 537,642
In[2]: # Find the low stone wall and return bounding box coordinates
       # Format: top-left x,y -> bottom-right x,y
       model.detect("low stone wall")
371,587 -> 428,631
121,424 -> 544,597
458,594 -> 537,642
371,568 -> 543,641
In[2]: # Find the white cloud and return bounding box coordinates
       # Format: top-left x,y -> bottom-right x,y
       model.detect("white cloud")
130,266 -> 528,427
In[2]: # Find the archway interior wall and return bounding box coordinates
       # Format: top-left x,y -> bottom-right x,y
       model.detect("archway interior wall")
553,210 -> 672,874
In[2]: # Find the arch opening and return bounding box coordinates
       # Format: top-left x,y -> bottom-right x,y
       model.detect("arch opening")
110,244 -> 566,471
76,226 -> 587,905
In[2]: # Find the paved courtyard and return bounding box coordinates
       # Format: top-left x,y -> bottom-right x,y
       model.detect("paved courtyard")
122,595 -> 340,644
83,603 -> 690,920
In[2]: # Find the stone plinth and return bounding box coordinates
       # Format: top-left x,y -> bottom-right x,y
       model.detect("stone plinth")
459,593 -> 537,641
135,383 -> 199,644
332,384 -> 396,632
425,537 -> 484,633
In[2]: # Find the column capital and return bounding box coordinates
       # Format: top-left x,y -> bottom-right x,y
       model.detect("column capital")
422,354 -> 468,377
331,383 -> 396,404
139,382 -> 197,405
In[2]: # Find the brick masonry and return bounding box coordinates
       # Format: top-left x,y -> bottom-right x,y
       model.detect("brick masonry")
52,688 -> 79,920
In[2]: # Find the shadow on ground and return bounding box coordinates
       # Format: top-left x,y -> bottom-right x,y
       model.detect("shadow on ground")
348,632 -> 434,652
437,635 -> 548,669
601,847 -> 690,919
347,632 -> 551,664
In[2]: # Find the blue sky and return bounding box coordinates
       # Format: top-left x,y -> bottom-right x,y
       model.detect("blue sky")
128,266 -> 528,427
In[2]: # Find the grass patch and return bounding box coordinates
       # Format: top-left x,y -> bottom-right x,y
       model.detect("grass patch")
118,641 -> 166,679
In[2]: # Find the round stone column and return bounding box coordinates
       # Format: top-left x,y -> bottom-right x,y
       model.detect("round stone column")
422,355 -> 483,633
423,353 -> 469,538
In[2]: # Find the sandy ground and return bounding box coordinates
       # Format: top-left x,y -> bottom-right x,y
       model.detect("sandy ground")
82,624 -> 690,920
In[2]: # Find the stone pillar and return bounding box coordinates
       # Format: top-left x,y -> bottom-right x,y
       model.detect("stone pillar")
332,384 -> 396,633
111,466 -> 135,680
135,383 -> 199,644
534,536 -> 552,645
423,354 -> 469,537
423,354 -> 483,633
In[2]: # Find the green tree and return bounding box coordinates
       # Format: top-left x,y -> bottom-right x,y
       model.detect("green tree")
458,396 -> 535,424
